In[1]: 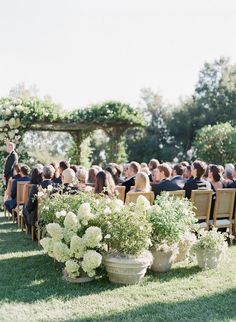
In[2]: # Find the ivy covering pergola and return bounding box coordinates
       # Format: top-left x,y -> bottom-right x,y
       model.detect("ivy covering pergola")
0,97 -> 145,163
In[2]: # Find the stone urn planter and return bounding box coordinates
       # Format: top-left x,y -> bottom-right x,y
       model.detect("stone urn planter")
151,245 -> 178,273
195,248 -> 226,269
175,232 -> 197,263
103,252 -> 152,284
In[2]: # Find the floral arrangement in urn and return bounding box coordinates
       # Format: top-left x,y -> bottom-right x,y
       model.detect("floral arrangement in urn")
40,203 -> 105,281
191,228 -> 228,269
148,193 -> 197,272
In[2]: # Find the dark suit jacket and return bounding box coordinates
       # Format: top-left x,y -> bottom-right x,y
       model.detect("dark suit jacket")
152,179 -> 181,198
170,176 -> 186,189
184,177 -> 212,199
4,151 -> 18,181
23,179 -> 53,226
121,176 -> 135,194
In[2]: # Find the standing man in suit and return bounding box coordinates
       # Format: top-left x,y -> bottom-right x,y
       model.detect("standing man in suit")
3,142 -> 18,187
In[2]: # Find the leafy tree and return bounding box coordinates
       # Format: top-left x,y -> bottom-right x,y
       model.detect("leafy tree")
193,122 -> 236,164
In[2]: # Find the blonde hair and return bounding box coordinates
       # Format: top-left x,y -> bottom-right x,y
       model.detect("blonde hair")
76,168 -> 88,183
134,172 -> 150,192
62,168 -> 76,184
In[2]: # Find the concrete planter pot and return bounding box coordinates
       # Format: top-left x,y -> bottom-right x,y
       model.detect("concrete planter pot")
175,234 -> 196,263
103,252 -> 152,284
195,248 -> 225,269
151,246 -> 178,273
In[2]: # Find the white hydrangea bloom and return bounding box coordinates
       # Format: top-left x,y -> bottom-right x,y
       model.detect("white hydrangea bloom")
55,210 -> 67,219
40,237 -> 54,258
135,195 -> 151,212
81,250 -> 102,277
109,199 -> 124,213
83,226 -> 103,248
65,260 -> 80,278
64,211 -> 80,232
63,228 -> 77,244
8,118 -> 16,129
46,223 -> 64,241
53,241 -> 70,262
70,235 -> 86,259
77,203 -> 95,225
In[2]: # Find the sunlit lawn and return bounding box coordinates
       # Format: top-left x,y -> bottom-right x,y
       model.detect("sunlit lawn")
0,212 -> 235,322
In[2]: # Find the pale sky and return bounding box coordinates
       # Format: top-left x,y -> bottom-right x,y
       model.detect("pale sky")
0,0 -> 236,110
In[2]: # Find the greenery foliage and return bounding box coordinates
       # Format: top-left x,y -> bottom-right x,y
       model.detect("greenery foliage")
148,193 -> 196,247
193,122 -> 236,164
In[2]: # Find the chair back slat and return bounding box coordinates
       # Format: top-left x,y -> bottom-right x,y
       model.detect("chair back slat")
167,190 -> 185,198
125,191 -> 154,205
115,186 -> 126,203
16,181 -> 30,205
23,183 -> 34,205
213,189 -> 235,222
191,190 -> 213,224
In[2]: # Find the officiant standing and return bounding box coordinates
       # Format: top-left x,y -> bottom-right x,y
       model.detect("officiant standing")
3,142 -> 18,188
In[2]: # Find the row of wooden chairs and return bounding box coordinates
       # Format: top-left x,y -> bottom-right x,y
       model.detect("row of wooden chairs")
115,187 -> 236,236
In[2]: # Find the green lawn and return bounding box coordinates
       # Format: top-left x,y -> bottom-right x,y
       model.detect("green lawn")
0,213 -> 236,322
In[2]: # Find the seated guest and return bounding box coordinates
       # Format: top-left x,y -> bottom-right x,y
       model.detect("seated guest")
130,172 -> 150,192
208,164 -> 224,191
75,167 -> 88,190
122,161 -> 140,194
23,166 -> 43,228
51,162 -> 60,182
223,163 -> 234,187
61,168 -> 79,194
70,165 -> 79,174
4,165 -> 31,214
184,160 -> 211,199
87,167 -> 99,186
95,171 -> 115,196
105,163 -> 123,185
183,165 -> 192,180
140,163 -> 151,176
228,164 -> 236,188
54,160 -> 70,185
122,163 -> 130,180
13,163 -> 22,179
148,159 -> 160,182
151,163 -> 180,198
171,164 -> 186,189
4,163 -> 22,202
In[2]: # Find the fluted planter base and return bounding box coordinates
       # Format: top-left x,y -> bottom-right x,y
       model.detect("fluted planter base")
151,248 -> 177,273
103,253 -> 152,285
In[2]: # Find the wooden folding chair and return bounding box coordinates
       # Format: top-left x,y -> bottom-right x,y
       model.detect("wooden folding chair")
115,186 -> 126,203
210,189 -> 235,237
4,178 -> 14,220
19,183 -> 34,231
125,191 -> 155,205
167,190 -> 185,198
191,190 -> 213,230
12,181 -> 30,226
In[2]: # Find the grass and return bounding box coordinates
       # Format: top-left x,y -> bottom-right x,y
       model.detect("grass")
0,212 -> 236,322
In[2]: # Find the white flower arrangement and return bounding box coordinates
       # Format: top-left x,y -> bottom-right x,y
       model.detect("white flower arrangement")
77,203 -> 95,225
65,260 -> 80,278
81,250 -> 102,277
70,235 -> 86,259
46,223 -> 64,241
83,226 -> 103,248
64,212 -> 80,232
135,195 -> 151,213
52,241 -> 70,262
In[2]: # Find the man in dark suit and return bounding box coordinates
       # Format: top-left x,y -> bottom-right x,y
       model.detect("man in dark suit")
151,163 -> 181,198
184,160 -> 212,199
4,165 -> 31,214
4,142 -> 18,187
171,163 -> 186,189
122,161 -> 140,194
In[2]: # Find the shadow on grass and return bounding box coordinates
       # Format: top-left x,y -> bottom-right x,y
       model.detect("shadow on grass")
75,288 -> 236,322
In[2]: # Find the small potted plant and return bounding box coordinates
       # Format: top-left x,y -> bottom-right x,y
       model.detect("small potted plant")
98,196 -> 153,284
148,193 -> 196,272
191,228 -> 228,269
